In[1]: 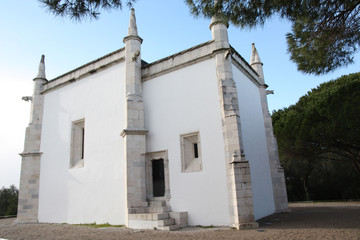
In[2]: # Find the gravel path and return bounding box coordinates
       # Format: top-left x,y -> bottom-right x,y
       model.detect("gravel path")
1,202 -> 359,240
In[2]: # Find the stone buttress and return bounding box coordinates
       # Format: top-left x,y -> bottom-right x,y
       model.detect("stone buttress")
250,44 -> 289,212
121,8 -> 148,224
17,55 -> 48,223
210,17 -> 258,229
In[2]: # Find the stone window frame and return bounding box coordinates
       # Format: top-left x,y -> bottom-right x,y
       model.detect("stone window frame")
70,118 -> 85,168
180,132 -> 202,173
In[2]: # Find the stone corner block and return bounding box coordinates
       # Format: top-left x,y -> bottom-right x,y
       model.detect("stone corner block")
237,221 -> 259,230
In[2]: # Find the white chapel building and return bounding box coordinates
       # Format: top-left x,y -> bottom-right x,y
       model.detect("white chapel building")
17,9 -> 288,230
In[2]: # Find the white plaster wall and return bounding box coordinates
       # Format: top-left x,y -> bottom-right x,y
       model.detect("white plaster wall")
39,63 -> 126,224
143,59 -> 230,226
232,65 -> 276,220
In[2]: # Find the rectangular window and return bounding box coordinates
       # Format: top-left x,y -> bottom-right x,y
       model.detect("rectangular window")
180,132 -> 202,172
70,119 -> 85,168
193,143 -> 199,158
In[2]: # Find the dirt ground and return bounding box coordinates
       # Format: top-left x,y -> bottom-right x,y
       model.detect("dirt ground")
1,202 -> 359,240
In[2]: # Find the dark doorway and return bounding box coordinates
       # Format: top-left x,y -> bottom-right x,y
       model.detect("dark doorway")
152,159 -> 165,197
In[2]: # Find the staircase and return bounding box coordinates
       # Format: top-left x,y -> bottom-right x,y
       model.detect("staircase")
128,200 -> 188,231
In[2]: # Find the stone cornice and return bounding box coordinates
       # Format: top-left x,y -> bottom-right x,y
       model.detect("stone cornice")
120,128 -> 149,137
141,40 -> 215,81
42,48 -> 125,94
39,41 -> 260,93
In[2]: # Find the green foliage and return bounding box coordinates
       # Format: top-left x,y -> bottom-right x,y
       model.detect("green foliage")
186,0 -> 360,75
73,222 -> 125,228
39,0 -> 136,21
195,224 -> 215,228
272,72 -> 360,201
0,185 -> 19,216
286,1 -> 360,74
39,1 -> 359,74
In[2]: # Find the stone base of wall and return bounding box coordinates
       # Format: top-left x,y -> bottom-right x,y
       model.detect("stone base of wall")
237,221 -> 259,230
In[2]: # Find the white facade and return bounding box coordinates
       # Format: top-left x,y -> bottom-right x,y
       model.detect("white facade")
233,65 -> 276,219
143,59 -> 230,226
38,62 -> 126,224
17,10 -> 288,229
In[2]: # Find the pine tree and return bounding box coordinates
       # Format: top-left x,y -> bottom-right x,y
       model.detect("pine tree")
187,0 -> 360,75
39,0 -> 360,75
39,0 -> 136,20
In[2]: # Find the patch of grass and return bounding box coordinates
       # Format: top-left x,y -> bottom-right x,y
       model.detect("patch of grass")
73,222 -> 124,228
195,224 -> 215,228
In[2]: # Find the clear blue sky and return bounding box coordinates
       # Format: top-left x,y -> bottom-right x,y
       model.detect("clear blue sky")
0,0 -> 359,188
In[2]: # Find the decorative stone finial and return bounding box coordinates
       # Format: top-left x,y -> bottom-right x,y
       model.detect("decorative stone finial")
250,43 -> 262,66
232,151 -> 238,161
128,8 -> 138,36
35,55 -> 46,80
250,43 -> 265,84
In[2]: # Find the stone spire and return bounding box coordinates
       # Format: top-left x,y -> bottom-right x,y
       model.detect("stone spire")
250,43 -> 264,84
124,8 -> 142,44
123,8 -> 143,99
17,54 -> 48,224
127,8 -> 138,36
250,43 -> 262,65
35,55 -> 46,80
122,8 -> 148,223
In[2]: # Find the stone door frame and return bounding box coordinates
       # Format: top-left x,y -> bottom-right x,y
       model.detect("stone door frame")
144,150 -> 171,201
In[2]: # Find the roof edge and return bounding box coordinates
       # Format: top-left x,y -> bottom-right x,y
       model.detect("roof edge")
141,40 -> 215,80
43,48 -> 125,93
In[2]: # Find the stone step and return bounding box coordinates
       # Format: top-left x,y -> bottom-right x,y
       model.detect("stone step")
128,212 -> 169,221
149,200 -> 167,207
127,203 -> 188,231
128,207 -> 147,214
158,218 -> 175,227
146,205 -> 171,213
169,211 -> 188,228
157,224 -> 181,231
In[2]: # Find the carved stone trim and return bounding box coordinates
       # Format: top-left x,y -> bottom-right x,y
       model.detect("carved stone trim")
19,152 -> 43,157
123,35 -> 143,44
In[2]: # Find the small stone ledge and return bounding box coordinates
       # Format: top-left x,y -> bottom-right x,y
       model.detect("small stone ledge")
121,128 -> 148,137
123,35 -> 143,44
19,151 -> 43,157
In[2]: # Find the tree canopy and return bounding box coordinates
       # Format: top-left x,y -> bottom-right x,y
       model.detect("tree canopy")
0,185 -> 18,216
39,0 -> 136,20
39,0 -> 359,75
272,72 -> 360,172
272,72 -> 360,200
186,0 -> 360,75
